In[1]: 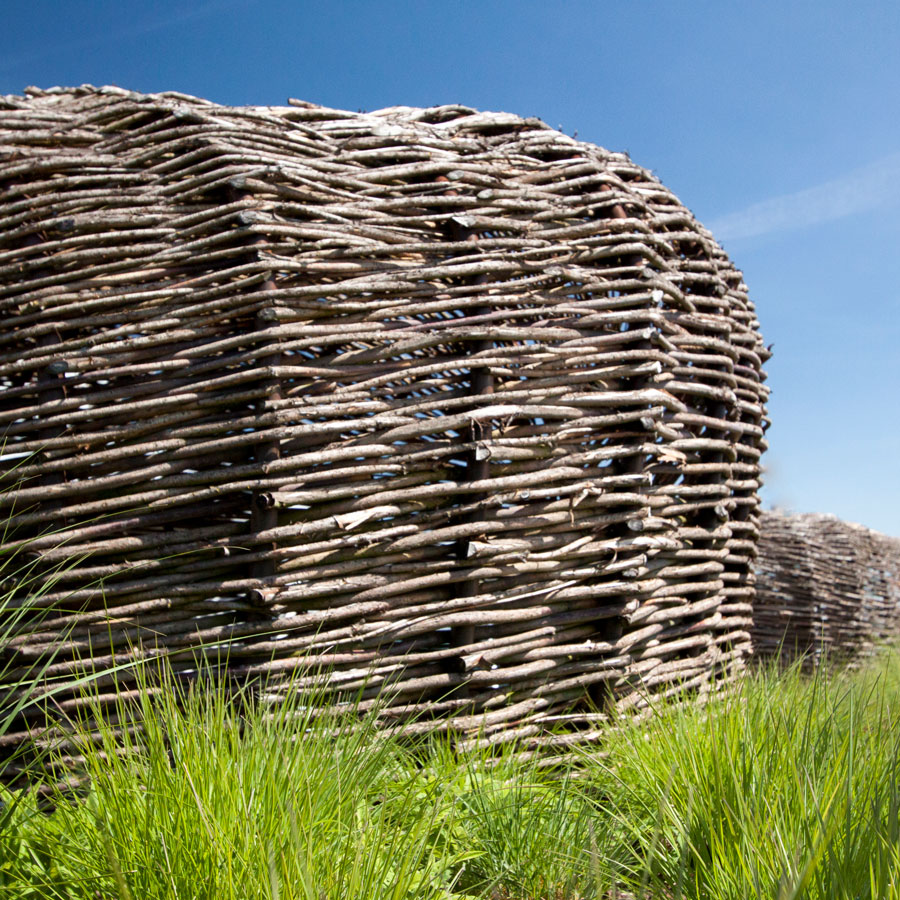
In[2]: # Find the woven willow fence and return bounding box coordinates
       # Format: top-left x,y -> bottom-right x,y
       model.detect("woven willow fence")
753,511 -> 900,666
0,86 -> 769,757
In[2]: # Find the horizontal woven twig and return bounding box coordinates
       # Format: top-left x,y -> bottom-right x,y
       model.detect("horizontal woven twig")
0,85 -> 769,758
753,511 -> 900,666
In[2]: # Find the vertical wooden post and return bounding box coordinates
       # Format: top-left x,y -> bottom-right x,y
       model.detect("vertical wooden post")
230,184 -> 283,589
25,232 -> 68,517
437,177 -> 495,668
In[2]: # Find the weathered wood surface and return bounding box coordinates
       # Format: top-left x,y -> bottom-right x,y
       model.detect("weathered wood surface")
0,86 -> 769,757
753,511 -> 900,665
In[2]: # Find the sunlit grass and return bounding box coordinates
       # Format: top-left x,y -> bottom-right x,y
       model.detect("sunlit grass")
1,652 -> 899,899
592,653 -> 900,899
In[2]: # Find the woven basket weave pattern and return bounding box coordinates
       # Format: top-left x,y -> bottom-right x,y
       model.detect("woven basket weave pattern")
753,512 -> 900,666
0,86 -> 769,751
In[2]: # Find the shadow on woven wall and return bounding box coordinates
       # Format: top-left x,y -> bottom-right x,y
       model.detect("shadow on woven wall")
0,85 -> 770,760
753,511 -> 900,667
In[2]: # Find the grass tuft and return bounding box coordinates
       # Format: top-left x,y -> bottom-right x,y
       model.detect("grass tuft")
1,653 -> 899,898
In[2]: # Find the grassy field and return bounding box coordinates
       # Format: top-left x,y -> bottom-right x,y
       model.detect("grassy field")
1,652 -> 899,900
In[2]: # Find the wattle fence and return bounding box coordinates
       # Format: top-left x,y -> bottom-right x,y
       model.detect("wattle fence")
1,86 -> 770,759
752,511 -> 900,666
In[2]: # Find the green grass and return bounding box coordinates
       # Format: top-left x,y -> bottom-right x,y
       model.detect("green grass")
596,655 -> 900,899
1,653 -> 899,899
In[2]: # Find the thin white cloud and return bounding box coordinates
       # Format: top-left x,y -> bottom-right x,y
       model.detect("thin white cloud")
1,0 -> 253,74
709,150 -> 900,241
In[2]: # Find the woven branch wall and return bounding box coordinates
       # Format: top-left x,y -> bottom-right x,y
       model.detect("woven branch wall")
753,511 -> 900,666
0,85 -> 769,755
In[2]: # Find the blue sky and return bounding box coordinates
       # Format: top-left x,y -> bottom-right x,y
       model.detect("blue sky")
2,0 -> 898,535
